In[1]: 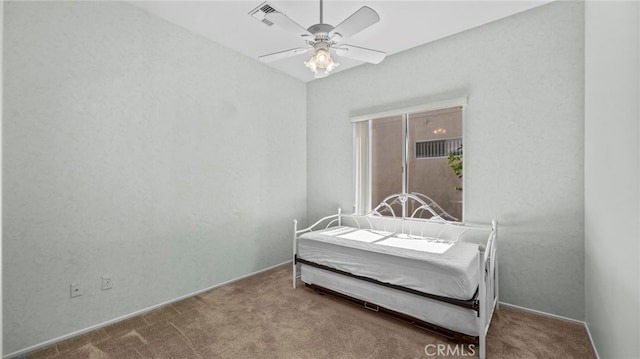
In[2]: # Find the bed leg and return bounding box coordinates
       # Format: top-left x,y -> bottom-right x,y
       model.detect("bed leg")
292,262 -> 297,289
293,219 -> 298,289
494,257 -> 499,310
478,244 -> 487,359
493,220 -> 499,310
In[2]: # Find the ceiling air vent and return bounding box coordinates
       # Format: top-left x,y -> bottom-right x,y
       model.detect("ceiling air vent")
249,2 -> 278,27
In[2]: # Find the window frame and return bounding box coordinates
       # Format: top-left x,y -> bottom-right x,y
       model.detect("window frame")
352,97 -> 467,218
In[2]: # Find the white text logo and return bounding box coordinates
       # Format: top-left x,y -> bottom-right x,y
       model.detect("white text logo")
424,344 -> 476,357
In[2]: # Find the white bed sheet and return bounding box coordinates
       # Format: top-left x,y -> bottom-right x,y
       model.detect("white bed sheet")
297,226 -> 480,300
377,235 -> 453,254
337,229 -> 392,243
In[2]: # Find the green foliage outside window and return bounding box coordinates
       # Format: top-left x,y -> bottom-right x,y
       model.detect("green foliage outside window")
447,145 -> 463,192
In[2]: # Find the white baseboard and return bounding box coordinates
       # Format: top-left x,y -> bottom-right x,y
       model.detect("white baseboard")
498,302 -> 584,324
498,302 -> 599,359
4,260 -> 292,359
583,320 -> 601,359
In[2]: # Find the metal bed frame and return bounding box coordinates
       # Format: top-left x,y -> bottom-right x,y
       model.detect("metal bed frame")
292,193 -> 498,359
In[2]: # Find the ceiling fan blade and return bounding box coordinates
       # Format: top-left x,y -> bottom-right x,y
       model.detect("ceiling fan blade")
259,47 -> 311,63
335,45 -> 385,64
265,12 -> 314,40
329,6 -> 380,43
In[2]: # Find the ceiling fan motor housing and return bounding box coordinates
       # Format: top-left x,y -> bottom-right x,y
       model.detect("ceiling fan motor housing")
306,23 -> 335,43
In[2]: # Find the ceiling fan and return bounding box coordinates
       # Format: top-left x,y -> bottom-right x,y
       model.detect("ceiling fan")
256,0 -> 386,79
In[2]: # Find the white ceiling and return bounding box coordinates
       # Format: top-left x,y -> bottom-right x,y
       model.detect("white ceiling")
130,1 -> 552,82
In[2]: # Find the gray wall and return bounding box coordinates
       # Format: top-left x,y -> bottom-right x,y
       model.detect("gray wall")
3,1 -> 306,354
307,1 -> 585,319
585,2 -> 640,358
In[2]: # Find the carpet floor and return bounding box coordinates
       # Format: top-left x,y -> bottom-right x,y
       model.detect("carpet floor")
27,265 -> 595,359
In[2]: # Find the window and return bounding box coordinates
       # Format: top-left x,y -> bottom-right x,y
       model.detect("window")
353,98 -> 465,221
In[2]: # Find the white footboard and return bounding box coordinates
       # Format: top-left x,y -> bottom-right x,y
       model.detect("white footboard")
293,208 -> 342,288
477,219 -> 499,359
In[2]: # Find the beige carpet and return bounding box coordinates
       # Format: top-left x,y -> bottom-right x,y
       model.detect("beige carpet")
27,265 -> 595,359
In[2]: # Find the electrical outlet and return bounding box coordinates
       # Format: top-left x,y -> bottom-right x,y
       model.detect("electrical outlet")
102,276 -> 112,290
70,283 -> 83,298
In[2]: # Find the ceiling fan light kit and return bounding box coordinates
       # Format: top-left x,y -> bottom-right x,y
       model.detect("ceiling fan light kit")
253,0 -> 386,79
304,42 -> 339,77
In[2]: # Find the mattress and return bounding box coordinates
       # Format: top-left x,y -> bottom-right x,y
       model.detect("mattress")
297,226 -> 480,300
301,265 -> 479,336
